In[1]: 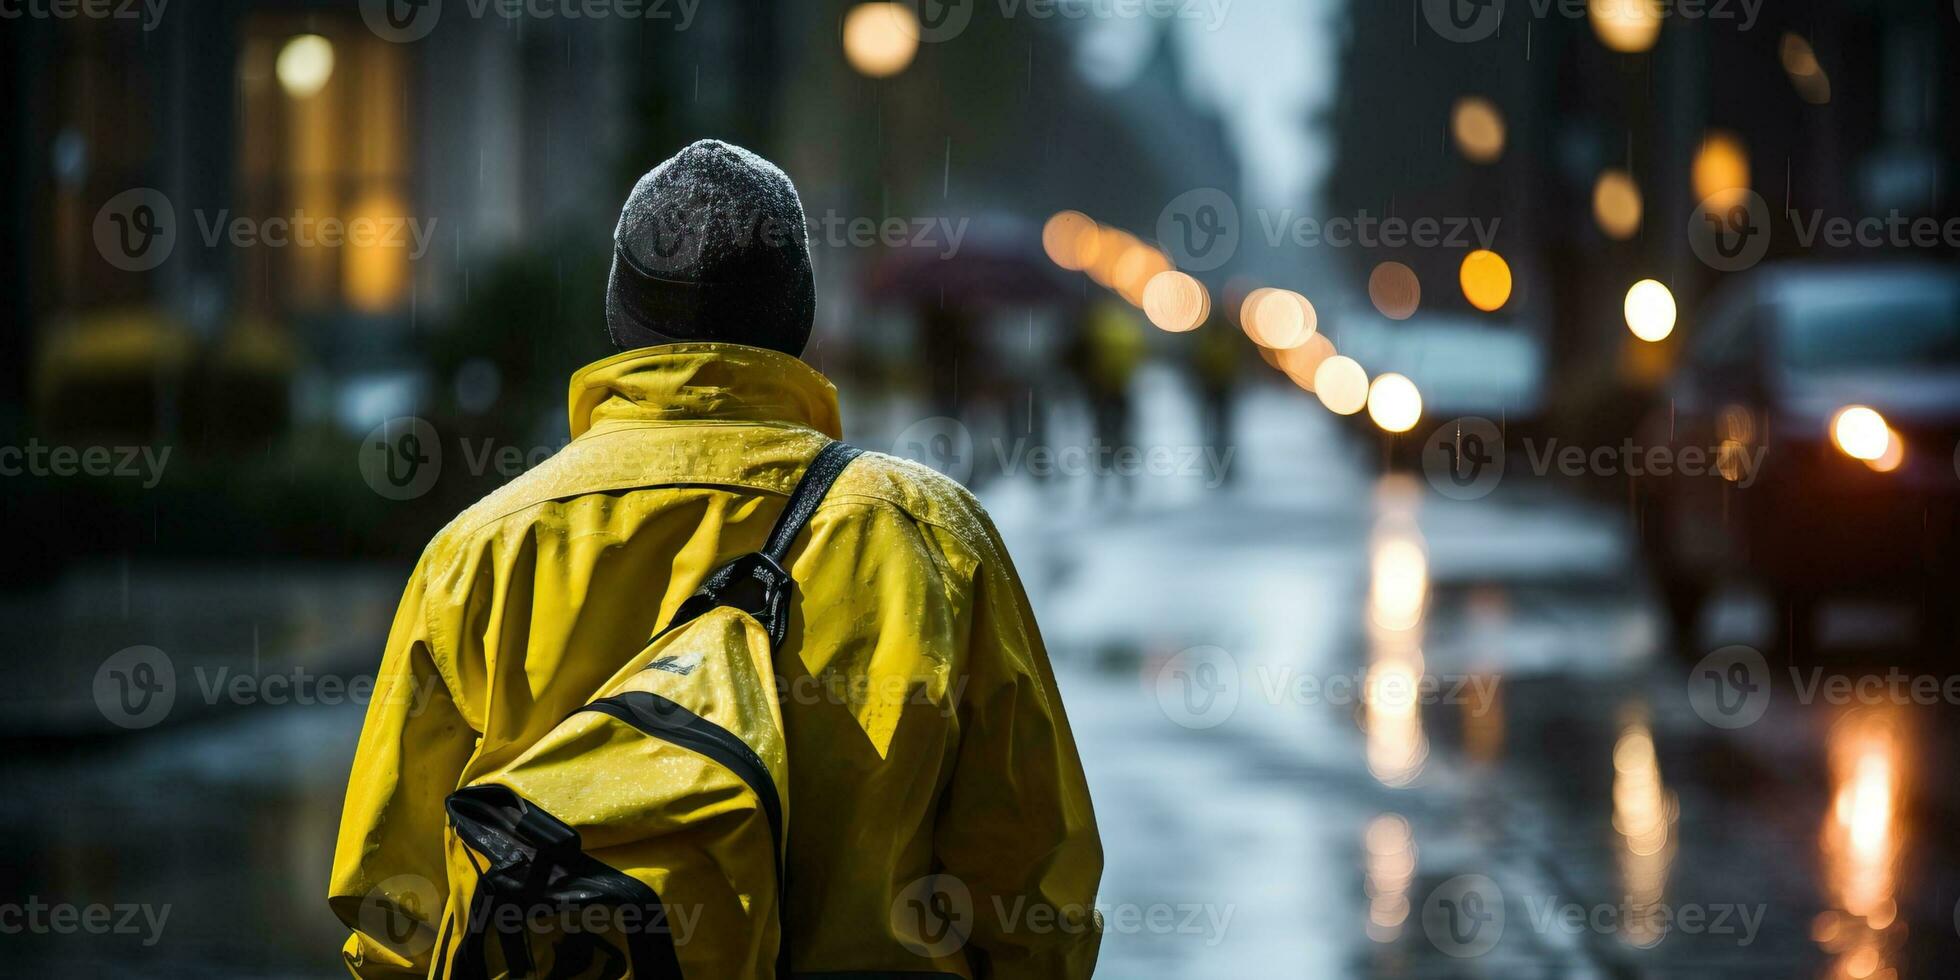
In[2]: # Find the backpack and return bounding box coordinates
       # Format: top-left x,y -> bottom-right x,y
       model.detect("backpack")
443,441 -> 862,979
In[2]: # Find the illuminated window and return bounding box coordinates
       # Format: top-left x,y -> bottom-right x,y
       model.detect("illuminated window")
237,17 -> 414,316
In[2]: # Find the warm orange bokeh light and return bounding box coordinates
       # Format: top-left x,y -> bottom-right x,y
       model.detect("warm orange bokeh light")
1042,211 -> 1099,270
1451,96 -> 1505,164
842,2 -> 920,78
1458,249 -> 1512,312
1593,169 -> 1642,239
1589,0 -> 1662,53
1693,131 -> 1750,203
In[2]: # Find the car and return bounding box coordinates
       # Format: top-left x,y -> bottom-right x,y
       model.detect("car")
1642,263 -> 1960,655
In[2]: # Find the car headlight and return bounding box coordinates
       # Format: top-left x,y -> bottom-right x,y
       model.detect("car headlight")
1830,405 -> 1891,461
1830,405 -> 1906,471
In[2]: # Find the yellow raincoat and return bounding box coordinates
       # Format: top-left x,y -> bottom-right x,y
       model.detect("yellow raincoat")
329,344 -> 1103,978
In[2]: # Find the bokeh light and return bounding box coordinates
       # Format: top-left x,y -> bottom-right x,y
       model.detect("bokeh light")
1781,33 -> 1832,105
1314,355 -> 1369,415
1450,96 -> 1505,164
1368,262 -> 1421,320
1831,406 -> 1891,462
1241,287 -> 1316,349
1457,249 -> 1512,312
1692,131 -> 1750,202
276,34 -> 335,99
1589,0 -> 1662,53
1277,333 -> 1337,390
1110,241 -> 1172,306
1623,279 -> 1676,342
1366,373 -> 1423,433
842,3 -> 920,78
1592,169 -> 1643,239
1865,430 -> 1905,473
1042,211 -> 1099,270
1086,227 -> 1138,288
1141,270 -> 1209,332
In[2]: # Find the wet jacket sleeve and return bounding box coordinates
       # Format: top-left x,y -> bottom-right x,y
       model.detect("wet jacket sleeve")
935,514 -> 1104,978
327,556 -> 476,978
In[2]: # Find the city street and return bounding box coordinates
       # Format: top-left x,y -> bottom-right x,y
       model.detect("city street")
6,373 -> 1958,976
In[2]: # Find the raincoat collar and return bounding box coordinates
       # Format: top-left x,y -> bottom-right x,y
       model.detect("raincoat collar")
567,343 -> 842,440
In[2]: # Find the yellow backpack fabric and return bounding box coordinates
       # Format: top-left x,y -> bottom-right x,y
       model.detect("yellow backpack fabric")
443,443 -> 859,979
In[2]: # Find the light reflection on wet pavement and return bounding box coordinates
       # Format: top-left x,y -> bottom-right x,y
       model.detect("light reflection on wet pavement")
3,376 -> 1958,976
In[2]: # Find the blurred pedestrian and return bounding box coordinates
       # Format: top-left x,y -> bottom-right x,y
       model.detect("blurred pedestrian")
1065,298 -> 1146,498
329,139 -> 1102,978
1190,310 -> 1239,484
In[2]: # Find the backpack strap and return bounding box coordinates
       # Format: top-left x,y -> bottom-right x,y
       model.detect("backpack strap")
762,440 -> 863,564
664,441 -> 862,648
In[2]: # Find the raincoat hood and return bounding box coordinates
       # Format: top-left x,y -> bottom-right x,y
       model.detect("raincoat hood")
568,343 -> 842,440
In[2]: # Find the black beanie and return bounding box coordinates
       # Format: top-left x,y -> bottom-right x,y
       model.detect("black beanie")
606,139 -> 816,356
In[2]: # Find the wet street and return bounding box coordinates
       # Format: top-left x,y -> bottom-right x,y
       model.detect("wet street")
5,372 -> 1960,977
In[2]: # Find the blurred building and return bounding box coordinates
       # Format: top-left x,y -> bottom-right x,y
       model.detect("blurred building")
1325,0 -> 1960,435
